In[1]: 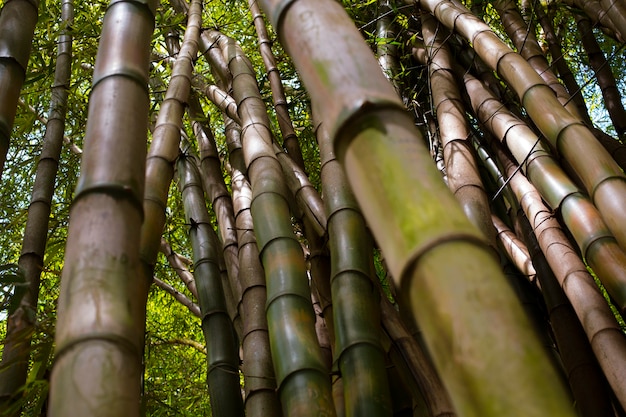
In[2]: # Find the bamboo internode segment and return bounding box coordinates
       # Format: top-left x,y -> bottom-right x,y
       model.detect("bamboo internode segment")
49,1 -> 156,416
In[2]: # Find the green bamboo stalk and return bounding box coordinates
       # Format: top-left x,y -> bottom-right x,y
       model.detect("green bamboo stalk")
49,1 -> 157,415
205,28 -> 336,417
0,0 -> 38,177
140,0 -> 201,272
259,0 -> 576,415
421,0 -> 626,253
220,124 -> 283,417
318,120 -> 392,417
494,141 -> 626,410
177,154 -> 245,417
0,0 -> 72,410
463,71 -> 626,311
200,43 -> 282,415
422,14 -> 497,248
249,0 -> 306,170
189,95 -> 243,338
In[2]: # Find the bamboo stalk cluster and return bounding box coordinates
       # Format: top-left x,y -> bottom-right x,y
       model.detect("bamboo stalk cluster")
2,0 -> 626,416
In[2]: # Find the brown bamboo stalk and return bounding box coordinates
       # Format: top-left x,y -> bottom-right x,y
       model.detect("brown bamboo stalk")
380,297 -> 456,417
492,0 -> 584,120
49,0 -> 157,415
562,0 -> 623,42
249,0 -> 306,169
260,0 -> 576,414
576,14 -> 626,139
599,0 -> 626,43
140,0 -> 202,275
0,0 -> 38,177
421,0 -> 626,253
512,200 -> 615,417
0,0 -> 71,410
422,14 -> 497,248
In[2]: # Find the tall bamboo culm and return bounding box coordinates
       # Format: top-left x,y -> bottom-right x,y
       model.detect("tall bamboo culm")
0,0 -> 38,177
0,0 -> 71,412
258,0 -> 576,415
177,154 -> 245,417
318,123 -> 392,417
49,1 -> 157,415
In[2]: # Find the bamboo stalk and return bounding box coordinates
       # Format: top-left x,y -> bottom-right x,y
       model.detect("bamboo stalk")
49,1 -> 157,415
0,0 -> 38,177
249,0 -> 306,169
421,0 -> 626,253
177,154 -> 245,417
422,14 -> 497,248
189,95 -> 243,338
140,0 -> 202,273
491,215 -> 536,282
260,0 -> 577,415
153,276 -> 201,318
0,0 -> 71,410
319,121 -> 392,417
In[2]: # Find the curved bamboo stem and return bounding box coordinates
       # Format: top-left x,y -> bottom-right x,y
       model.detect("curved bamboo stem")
140,0 -> 202,270
49,1 -> 157,415
260,0 -> 576,415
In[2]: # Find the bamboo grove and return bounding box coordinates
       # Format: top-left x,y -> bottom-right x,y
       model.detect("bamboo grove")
1,0 -> 626,415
